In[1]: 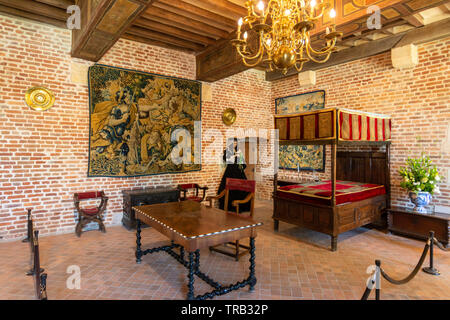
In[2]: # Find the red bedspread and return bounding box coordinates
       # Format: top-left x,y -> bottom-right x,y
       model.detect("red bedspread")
277,180 -> 386,205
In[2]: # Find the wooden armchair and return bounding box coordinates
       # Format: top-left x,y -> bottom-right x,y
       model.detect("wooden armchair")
178,183 -> 208,203
74,191 -> 108,237
206,178 -> 256,261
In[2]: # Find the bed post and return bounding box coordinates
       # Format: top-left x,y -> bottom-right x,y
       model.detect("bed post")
386,143 -> 391,209
273,172 -> 279,231
331,143 -> 338,251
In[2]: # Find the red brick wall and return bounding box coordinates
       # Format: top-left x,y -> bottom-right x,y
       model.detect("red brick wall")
272,37 -> 450,209
0,15 -> 273,240
1,13 -> 449,241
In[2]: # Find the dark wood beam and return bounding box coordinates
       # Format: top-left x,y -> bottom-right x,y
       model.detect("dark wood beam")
196,33 -> 250,82
143,6 -> 230,39
180,0 -> 246,21
122,33 -> 194,53
0,0 -> 68,21
0,4 -> 66,28
134,17 -> 216,46
33,0 -> 74,9
127,26 -> 205,51
395,17 -> 450,47
154,0 -> 235,31
402,14 -> 425,27
72,0 -> 154,62
266,35 -> 404,81
266,17 -> 450,81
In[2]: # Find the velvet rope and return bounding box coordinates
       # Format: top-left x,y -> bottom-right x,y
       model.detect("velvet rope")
379,241 -> 430,285
433,237 -> 450,252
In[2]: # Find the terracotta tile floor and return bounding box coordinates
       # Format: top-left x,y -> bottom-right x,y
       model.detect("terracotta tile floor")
0,200 -> 449,300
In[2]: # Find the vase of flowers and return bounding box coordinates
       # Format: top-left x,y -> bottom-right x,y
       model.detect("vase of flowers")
399,155 -> 440,213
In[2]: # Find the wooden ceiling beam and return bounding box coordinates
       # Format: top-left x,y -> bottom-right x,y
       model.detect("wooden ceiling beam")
72,0 -> 154,61
134,17 -> 216,46
154,0 -> 235,31
197,1 -> 450,82
33,0 -> 74,10
143,6 -> 230,39
0,4 -> 67,28
266,17 -> 450,81
395,17 -> 450,47
127,26 -> 205,51
402,14 -> 425,27
122,33 -> 194,53
0,0 -> 68,21
180,0 -> 246,21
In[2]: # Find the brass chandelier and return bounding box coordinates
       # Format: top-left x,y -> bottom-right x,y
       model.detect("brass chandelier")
232,0 -> 343,74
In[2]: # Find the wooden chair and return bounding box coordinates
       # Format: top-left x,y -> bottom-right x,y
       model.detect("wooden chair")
178,184 -> 208,203
206,178 -> 256,261
74,191 -> 108,237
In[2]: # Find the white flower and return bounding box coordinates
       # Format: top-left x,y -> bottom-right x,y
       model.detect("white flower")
435,175 -> 440,181
434,187 -> 441,194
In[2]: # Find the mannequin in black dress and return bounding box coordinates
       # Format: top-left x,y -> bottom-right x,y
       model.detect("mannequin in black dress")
218,138 -> 251,212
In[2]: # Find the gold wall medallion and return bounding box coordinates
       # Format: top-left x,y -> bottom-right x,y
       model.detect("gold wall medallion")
222,108 -> 237,126
25,87 -> 55,111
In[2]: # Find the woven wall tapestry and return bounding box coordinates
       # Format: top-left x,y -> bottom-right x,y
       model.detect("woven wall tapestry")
88,65 -> 201,177
276,90 -> 325,172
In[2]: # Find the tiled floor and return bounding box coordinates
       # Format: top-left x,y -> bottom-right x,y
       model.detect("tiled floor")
0,200 -> 449,300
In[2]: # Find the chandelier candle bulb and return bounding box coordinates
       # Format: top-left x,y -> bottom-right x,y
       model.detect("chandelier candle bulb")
330,8 -> 336,18
257,1 -> 264,13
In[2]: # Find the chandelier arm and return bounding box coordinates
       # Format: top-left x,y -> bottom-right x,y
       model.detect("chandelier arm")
236,33 -> 265,61
309,5 -> 327,21
242,49 -> 265,67
294,62 -> 305,72
306,45 -> 332,64
307,38 -> 337,55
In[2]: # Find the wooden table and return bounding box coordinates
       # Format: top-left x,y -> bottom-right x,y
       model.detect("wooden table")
388,206 -> 449,247
133,201 -> 263,300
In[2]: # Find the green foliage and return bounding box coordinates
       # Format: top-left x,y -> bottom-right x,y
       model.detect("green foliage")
399,155 -> 440,195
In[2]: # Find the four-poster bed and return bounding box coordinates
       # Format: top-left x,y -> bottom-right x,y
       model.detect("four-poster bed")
273,107 -> 392,251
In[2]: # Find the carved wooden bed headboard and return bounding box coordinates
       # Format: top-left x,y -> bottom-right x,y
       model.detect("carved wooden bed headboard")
337,151 -> 389,188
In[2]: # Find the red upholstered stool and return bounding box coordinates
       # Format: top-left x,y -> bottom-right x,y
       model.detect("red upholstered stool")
178,184 -> 208,203
74,191 -> 108,237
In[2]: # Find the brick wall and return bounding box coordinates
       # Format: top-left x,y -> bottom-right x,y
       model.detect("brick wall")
0,15 -> 273,240
272,37 -> 450,209
1,13 -> 449,241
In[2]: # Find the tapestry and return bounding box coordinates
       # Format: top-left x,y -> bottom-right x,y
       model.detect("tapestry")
88,64 -> 201,177
276,90 -> 325,171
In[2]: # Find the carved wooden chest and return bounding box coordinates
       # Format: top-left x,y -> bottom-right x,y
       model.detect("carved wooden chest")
122,187 -> 179,229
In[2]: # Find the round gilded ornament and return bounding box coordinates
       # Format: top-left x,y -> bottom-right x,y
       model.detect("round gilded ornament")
222,108 -> 237,126
25,87 -> 55,111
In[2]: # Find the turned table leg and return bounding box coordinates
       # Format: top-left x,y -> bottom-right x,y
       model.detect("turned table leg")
136,219 -> 142,264
249,237 -> 256,292
187,252 -> 195,300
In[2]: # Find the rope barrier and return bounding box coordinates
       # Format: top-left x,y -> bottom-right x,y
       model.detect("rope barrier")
380,240 -> 429,285
23,209 -> 47,300
433,237 -> 450,252
361,230 -> 448,300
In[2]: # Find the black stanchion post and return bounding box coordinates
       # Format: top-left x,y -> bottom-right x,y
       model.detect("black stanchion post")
422,231 -> 440,276
375,260 -> 381,300
22,208 -> 32,243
